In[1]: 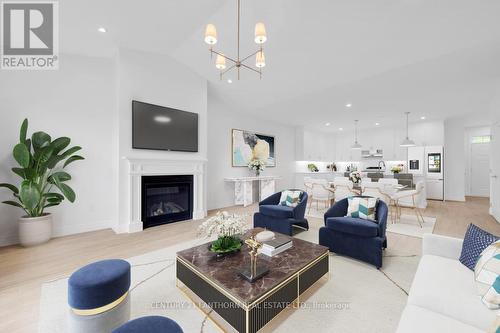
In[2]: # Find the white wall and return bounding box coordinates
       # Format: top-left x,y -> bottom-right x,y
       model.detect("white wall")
116,49 -> 207,160
0,49 -> 209,245
116,49 -> 208,231
0,54 -> 118,246
444,117 -> 466,201
207,96 -> 296,210
488,80 -> 500,222
491,121 -> 500,222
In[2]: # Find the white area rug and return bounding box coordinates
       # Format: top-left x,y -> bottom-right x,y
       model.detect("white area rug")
38,230 -> 419,333
305,206 -> 328,219
386,214 -> 436,239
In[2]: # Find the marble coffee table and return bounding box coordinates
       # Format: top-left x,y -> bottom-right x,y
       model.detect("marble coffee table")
176,228 -> 329,333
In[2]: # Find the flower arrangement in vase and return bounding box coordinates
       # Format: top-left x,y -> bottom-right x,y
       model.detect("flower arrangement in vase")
248,159 -> 266,177
391,164 -> 404,174
198,211 -> 249,256
349,171 -> 362,184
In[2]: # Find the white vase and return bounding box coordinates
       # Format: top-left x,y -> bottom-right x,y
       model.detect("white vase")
18,213 -> 52,247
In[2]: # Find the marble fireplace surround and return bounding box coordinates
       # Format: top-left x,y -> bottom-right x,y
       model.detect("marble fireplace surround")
121,157 -> 207,233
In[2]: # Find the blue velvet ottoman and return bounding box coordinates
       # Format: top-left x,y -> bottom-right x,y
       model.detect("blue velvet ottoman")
68,259 -> 131,315
112,316 -> 183,333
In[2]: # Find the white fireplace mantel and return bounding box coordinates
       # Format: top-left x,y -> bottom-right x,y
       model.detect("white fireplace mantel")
120,157 -> 207,233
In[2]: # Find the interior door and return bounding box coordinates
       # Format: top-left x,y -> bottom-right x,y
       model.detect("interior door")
470,142 -> 490,197
491,122 -> 500,222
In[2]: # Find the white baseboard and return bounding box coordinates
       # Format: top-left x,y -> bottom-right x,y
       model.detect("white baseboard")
114,220 -> 143,233
193,209 -> 206,220
52,219 -> 114,238
0,229 -> 19,247
0,219 -> 114,247
444,196 -> 466,202
493,209 -> 500,224
112,223 -> 127,234
128,220 -> 143,233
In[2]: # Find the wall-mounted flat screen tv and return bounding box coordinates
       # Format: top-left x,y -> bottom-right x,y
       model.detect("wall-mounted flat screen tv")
132,100 -> 198,152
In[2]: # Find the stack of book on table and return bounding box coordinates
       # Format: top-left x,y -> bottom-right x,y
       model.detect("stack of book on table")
260,235 -> 292,257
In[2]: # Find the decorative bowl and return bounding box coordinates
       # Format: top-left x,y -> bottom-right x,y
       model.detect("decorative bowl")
208,237 -> 243,258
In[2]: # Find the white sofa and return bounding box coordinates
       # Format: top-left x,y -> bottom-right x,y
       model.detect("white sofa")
396,234 -> 498,333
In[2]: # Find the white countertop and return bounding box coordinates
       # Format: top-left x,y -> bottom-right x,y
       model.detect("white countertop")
296,171 -> 396,175
224,176 -> 282,181
296,171 -> 423,177
295,171 -> 344,174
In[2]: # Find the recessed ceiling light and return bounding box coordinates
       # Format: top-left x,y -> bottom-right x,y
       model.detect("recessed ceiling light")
227,79 -> 232,83
339,127 -> 343,131
345,103 -> 352,108
325,122 -> 331,126
420,116 -> 426,120
98,27 -> 107,33
375,122 -> 380,126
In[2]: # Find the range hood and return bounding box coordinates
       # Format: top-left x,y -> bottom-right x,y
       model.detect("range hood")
361,148 -> 383,158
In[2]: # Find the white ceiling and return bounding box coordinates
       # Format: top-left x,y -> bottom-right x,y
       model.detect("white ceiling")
60,0 -> 500,131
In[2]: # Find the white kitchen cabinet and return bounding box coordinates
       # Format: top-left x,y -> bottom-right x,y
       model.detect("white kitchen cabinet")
302,130 -> 315,160
335,133 -> 362,161
394,145 -> 407,161
335,134 -> 348,161
351,146 -> 361,161
378,130 -> 394,160
380,139 -> 393,160
376,129 -> 402,160
361,128 -> 405,161
393,128 -> 409,161
295,128 -> 335,161
337,135 -> 353,161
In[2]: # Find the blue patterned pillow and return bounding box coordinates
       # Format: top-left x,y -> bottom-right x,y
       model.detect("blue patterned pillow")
459,224 -> 499,270
279,190 -> 302,207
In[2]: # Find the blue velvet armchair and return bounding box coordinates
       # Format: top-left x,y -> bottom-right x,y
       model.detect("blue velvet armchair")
319,198 -> 388,268
253,190 -> 309,236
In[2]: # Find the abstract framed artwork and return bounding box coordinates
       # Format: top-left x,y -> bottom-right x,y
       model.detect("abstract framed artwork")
232,129 -> 276,167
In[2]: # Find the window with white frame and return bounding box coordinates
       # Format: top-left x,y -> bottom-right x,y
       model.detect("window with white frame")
471,135 -> 491,144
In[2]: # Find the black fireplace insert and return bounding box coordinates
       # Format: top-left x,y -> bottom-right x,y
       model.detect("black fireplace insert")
141,175 -> 193,229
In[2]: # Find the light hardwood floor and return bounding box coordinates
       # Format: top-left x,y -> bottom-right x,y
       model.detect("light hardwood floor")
0,197 -> 498,332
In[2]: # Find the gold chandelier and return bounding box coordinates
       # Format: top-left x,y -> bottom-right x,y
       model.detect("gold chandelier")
204,0 -> 267,80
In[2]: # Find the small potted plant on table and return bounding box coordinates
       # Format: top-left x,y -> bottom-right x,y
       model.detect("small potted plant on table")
307,163 -> 319,172
0,119 -> 84,246
198,211 -> 249,257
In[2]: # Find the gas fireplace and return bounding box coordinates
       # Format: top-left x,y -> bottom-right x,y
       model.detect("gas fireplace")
141,175 -> 193,229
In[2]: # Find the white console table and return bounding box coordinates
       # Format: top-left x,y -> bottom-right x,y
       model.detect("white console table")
224,176 -> 282,207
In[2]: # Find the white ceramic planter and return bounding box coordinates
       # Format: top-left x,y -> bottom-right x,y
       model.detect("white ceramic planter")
18,213 -> 52,247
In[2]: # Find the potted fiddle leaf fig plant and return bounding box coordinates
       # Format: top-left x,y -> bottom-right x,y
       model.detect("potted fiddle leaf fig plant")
0,119 -> 84,246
